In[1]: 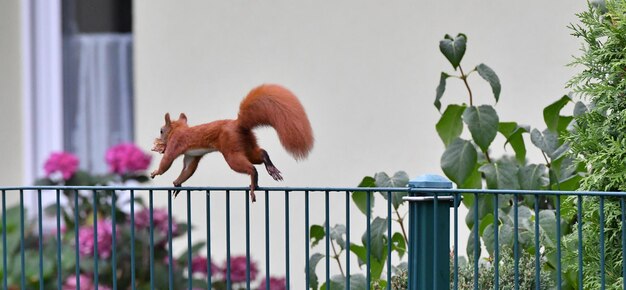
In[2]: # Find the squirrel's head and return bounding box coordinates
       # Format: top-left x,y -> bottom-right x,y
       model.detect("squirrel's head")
151,113 -> 188,154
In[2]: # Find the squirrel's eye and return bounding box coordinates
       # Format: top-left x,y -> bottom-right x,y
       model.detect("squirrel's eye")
160,128 -> 163,134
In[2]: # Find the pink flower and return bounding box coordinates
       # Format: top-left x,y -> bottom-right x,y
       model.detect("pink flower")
223,256 -> 258,283
191,256 -> 220,277
78,219 -> 116,259
258,276 -> 286,290
133,208 -> 178,237
62,274 -> 112,290
105,143 -> 151,175
44,152 -> 79,180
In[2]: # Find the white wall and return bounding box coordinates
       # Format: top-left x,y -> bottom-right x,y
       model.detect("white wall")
0,0 -> 24,208
134,0 -> 587,285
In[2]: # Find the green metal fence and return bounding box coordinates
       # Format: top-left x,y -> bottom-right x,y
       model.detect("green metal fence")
0,174 -> 625,289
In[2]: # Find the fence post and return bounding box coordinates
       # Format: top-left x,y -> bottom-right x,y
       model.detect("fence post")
405,174 -> 453,290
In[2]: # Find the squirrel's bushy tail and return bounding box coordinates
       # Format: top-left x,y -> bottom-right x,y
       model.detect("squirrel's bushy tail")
237,84 -> 314,160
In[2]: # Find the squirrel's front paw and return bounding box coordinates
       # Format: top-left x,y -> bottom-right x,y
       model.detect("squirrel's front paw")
150,171 -> 158,179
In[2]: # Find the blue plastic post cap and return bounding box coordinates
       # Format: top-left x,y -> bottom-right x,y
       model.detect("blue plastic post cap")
408,174 -> 453,188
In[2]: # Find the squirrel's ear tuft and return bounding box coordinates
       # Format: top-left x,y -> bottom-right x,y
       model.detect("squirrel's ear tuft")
165,113 -> 171,125
179,113 -> 188,124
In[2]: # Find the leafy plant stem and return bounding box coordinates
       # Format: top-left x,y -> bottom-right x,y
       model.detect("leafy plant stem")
541,151 -> 551,168
459,65 -> 474,106
330,239 -> 345,277
484,150 -> 492,164
394,210 -> 409,244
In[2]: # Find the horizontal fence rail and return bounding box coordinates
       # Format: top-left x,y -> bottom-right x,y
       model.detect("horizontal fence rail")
1,184 -> 626,289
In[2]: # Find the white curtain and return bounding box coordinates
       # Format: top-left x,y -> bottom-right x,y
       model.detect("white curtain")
63,33 -> 134,174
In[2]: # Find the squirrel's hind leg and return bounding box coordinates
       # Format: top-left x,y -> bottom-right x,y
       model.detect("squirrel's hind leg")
261,149 -> 283,181
224,152 -> 259,202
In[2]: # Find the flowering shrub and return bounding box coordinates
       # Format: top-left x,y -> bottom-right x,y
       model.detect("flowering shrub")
44,152 -> 79,181
0,144 -> 284,289
105,143 -> 152,176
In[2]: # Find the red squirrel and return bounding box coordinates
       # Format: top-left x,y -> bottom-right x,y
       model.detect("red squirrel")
150,84 -> 314,202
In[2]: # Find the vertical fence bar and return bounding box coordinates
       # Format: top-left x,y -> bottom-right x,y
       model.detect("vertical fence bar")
556,195 -> 562,289
325,190 -> 330,289
130,190 -> 136,288
112,192 -> 118,290
285,190 -> 291,290
514,194 -> 519,290
622,197 -> 626,290
93,190 -> 99,290
433,192 -> 438,290
37,189 -> 43,290
620,196 -> 626,288
454,193 -> 459,290
600,196 -> 605,290
367,189 -> 371,289
245,190 -> 251,290
226,190 -> 232,290
265,190 -> 270,290
20,190 -> 26,289
387,191 -> 392,290
534,194 -> 540,290
494,194 -> 499,290
305,190 -> 310,290
56,190 -> 62,290
149,190 -> 155,290
74,190 -> 80,290
2,190 -> 6,290
206,190 -> 212,289
473,193 -> 479,290
577,195 -> 583,290
346,191 -> 351,289
187,190 -> 193,290
168,191 -> 173,290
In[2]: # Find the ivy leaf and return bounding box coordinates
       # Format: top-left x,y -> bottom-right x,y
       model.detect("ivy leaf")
441,138 -> 478,186
543,95 -> 571,133
308,253 -> 325,290
310,225 -> 325,247
352,176 -> 376,216
466,228 -> 482,262
441,138 -> 478,185
349,244 -> 386,280
435,72 -> 450,112
439,33 -> 467,70
518,164 -> 549,190
498,122 -> 529,164
479,161 -> 520,189
463,105 -> 499,153
437,104 -> 466,146
376,171 -> 410,209
321,274 -> 367,290
476,63 -> 501,103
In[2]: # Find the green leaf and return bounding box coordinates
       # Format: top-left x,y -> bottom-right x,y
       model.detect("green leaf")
330,224 -> 346,250
441,138 -> 478,186
543,95 -> 571,132
376,171 -> 409,209
538,210 -> 558,249
476,63 -> 501,103
308,253 -> 325,290
310,225 -> 325,247
466,228 -> 482,262
460,164 -> 482,189
498,122 -> 529,164
530,128 -> 559,158
361,217 -> 388,262
439,33 -> 467,70
321,274 -> 367,290
518,164 -> 549,190
435,72 -> 449,112
479,161 -> 520,189
349,244 -> 386,280
176,241 -> 206,264
463,105 -> 499,152
391,232 -> 406,258
353,176 -> 376,216
436,104 -> 466,146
